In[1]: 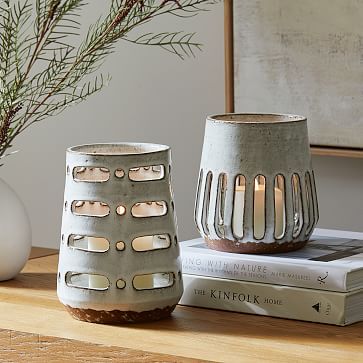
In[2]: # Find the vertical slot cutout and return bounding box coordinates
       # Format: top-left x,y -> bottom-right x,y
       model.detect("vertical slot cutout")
72,201 -> 110,217
232,175 -> 246,238
274,175 -> 286,239
129,165 -> 165,181
132,234 -> 171,251
73,167 -> 110,182
201,172 -> 213,236
131,201 -> 167,217
253,175 -> 266,240
194,169 -> 204,227
305,172 -> 314,235
133,272 -> 174,290
292,174 -> 303,238
215,173 -> 227,238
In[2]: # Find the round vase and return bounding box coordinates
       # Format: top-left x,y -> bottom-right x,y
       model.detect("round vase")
0,178 -> 32,281
195,114 -> 319,254
57,143 -> 183,324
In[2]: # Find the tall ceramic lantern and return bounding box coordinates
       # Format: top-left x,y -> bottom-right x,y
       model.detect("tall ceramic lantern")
57,143 -> 183,323
195,114 -> 319,254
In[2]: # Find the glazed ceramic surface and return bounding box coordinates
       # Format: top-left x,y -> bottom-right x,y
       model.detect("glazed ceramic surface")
195,114 -> 319,253
57,143 -> 183,323
0,178 -> 31,280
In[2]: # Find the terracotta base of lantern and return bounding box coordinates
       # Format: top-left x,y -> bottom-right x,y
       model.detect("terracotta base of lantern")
205,238 -> 308,254
65,304 -> 176,324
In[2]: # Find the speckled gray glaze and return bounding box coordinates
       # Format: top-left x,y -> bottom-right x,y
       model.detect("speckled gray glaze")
57,143 -> 183,320
195,114 -> 319,253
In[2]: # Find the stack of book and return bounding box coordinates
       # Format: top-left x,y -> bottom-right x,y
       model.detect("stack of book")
179,229 -> 363,326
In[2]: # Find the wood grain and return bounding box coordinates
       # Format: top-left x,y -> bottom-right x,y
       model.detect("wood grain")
0,329 -> 203,363
311,146 -> 363,159
29,247 -> 58,260
224,0 -> 234,113
0,254 -> 362,362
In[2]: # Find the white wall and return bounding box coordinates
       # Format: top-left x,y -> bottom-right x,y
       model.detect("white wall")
2,3 -> 362,249
2,3 -> 225,248
312,156 -> 363,232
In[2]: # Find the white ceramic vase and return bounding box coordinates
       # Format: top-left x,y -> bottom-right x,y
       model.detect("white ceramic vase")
0,178 -> 32,280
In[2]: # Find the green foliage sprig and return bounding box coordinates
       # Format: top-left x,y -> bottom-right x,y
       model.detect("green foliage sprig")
0,0 -> 218,164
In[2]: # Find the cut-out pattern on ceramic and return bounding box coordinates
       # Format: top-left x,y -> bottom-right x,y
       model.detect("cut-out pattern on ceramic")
58,143 -> 183,322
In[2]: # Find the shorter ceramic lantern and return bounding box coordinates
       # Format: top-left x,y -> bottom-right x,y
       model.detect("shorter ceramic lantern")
195,114 -> 319,254
57,143 -> 183,323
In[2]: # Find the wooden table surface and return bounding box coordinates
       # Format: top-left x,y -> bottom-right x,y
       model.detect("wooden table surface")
0,249 -> 362,362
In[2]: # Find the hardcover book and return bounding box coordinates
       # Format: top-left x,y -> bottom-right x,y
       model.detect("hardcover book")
180,229 -> 363,292
179,274 -> 363,326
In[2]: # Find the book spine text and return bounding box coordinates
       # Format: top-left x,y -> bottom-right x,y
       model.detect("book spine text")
180,274 -> 348,325
181,251 -> 347,291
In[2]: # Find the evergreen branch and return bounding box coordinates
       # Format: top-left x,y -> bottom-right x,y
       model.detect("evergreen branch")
0,0 -> 219,162
126,31 -> 202,58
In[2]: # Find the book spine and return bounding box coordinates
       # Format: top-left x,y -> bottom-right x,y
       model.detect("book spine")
180,274 -> 348,326
180,250 -> 348,292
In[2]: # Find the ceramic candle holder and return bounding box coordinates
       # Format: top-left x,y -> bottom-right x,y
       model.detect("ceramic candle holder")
57,143 -> 183,324
194,114 -> 319,254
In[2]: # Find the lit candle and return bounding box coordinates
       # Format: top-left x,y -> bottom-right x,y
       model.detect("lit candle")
129,166 -> 163,181
132,202 -> 166,217
132,235 -> 169,289
232,185 -> 245,237
253,181 -> 266,239
133,236 -> 153,289
133,235 -> 154,251
274,188 -> 285,238
232,181 -> 285,239
88,237 -> 108,289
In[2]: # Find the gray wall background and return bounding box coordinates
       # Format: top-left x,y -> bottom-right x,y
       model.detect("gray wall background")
2,3 -> 362,248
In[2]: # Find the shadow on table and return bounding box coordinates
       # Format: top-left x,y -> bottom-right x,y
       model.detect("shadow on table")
124,305 -> 363,345
0,273 -> 57,291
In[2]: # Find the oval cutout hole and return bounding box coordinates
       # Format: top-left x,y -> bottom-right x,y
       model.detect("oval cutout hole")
232,175 -> 246,239
72,201 -> 110,217
116,279 -> 126,289
254,175 -> 266,240
274,175 -> 286,239
116,241 -> 125,251
129,165 -> 165,181
131,201 -> 167,218
73,167 -> 110,182
132,234 -> 171,252
66,272 -> 109,291
133,272 -> 174,290
68,235 -> 109,252
115,169 -> 125,178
